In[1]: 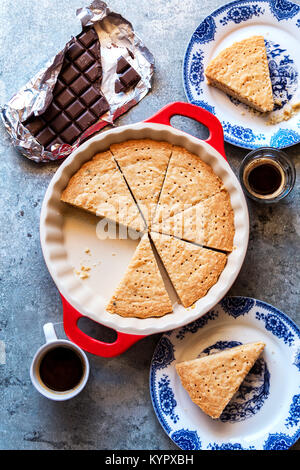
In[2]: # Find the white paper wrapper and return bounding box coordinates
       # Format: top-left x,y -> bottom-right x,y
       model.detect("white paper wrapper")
1,1 -> 154,163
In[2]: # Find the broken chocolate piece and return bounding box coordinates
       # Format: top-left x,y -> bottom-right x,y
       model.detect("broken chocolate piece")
23,27 -> 109,150
116,56 -> 130,74
115,79 -> 125,94
120,67 -> 141,89
114,55 -> 141,94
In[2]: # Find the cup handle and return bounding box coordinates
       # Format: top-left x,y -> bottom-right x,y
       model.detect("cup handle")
43,323 -> 58,343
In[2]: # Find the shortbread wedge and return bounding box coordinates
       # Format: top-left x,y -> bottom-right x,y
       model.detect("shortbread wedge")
151,232 -> 227,308
110,140 -> 173,228
61,150 -> 145,232
205,35 -> 274,112
176,342 -> 265,419
152,146 -> 223,224
106,233 -> 173,318
152,190 -> 235,252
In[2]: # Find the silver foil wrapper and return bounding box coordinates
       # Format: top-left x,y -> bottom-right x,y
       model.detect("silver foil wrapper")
1,1 -> 154,163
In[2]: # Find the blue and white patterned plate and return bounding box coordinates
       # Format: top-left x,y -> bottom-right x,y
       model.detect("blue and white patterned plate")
183,0 -> 300,149
150,297 -> 300,450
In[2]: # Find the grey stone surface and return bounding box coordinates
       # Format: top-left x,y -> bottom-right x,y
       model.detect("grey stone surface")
0,0 -> 299,450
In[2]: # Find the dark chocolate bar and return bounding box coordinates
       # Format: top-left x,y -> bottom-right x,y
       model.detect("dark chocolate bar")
115,56 -> 141,94
23,27 -> 109,151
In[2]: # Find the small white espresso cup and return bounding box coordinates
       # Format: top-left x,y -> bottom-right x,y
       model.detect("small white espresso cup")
30,322 -> 89,401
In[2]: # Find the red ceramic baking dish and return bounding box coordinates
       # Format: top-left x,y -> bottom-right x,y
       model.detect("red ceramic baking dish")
40,102 -> 249,356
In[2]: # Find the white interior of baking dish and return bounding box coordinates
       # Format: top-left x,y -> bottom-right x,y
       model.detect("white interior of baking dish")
40,123 -> 249,335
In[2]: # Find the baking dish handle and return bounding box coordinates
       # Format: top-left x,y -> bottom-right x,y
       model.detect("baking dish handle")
61,295 -> 145,357
144,101 -> 226,160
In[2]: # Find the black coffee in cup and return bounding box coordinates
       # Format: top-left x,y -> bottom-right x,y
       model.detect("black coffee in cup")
39,346 -> 84,392
244,158 -> 284,198
239,148 -> 295,203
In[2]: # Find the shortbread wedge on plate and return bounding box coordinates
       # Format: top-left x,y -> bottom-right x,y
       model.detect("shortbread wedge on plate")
176,341 -> 265,419
205,35 -> 274,113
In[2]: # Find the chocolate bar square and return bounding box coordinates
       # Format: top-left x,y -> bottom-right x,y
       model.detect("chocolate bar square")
36,127 -> 56,147
67,41 -> 85,60
84,64 -> 101,82
66,100 -> 86,119
61,64 -> 80,85
77,28 -> 96,47
70,75 -> 90,95
90,96 -> 110,116
74,51 -> 95,72
55,88 -> 76,108
76,110 -> 97,130
50,112 -> 70,133
61,123 -> 81,143
81,86 -> 99,106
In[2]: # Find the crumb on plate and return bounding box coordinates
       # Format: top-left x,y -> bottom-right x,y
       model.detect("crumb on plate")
74,265 -> 91,280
